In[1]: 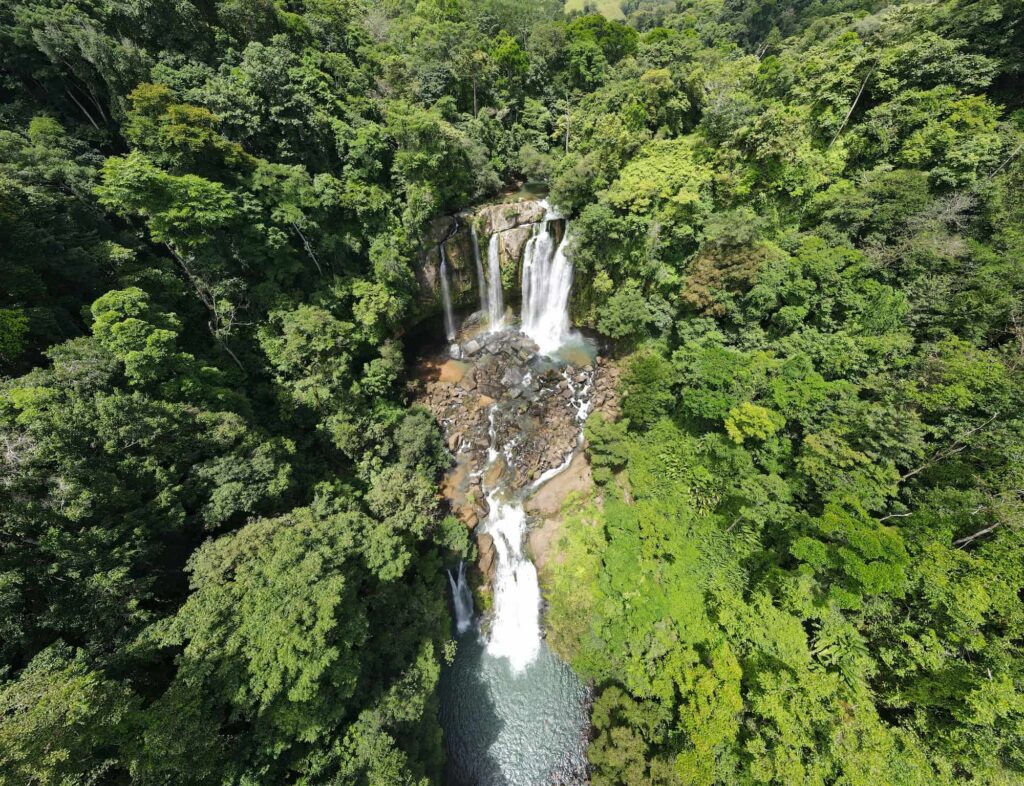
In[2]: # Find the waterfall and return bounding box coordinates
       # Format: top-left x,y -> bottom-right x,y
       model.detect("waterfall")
470,225 -> 489,317
521,213 -> 574,354
447,560 -> 474,635
486,232 -> 505,330
439,243 -> 456,340
437,320 -> 594,784
483,493 -> 541,672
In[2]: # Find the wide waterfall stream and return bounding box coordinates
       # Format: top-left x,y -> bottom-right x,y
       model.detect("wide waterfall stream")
433,204 -> 593,785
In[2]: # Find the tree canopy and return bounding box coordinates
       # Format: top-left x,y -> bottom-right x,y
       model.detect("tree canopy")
2,0 -> 1023,783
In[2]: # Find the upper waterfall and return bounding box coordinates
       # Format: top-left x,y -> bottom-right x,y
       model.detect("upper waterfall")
439,244 -> 456,340
487,232 -> 505,330
470,225 -> 489,318
521,202 -> 574,354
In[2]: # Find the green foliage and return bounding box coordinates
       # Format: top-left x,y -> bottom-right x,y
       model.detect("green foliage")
543,2 -> 1024,782
0,644 -> 137,785
163,509 -> 368,743
0,308 -> 29,367
4,0 -> 1024,781
723,401 -> 784,444
620,347 -> 674,428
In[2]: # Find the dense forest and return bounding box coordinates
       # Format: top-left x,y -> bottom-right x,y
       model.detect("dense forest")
1,0 -> 1023,783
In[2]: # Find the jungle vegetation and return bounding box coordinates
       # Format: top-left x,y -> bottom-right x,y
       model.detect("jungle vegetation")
1,0 -> 1022,783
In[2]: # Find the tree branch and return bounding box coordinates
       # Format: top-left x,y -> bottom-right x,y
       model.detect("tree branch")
900,412 -> 999,483
64,88 -> 99,129
829,57 -> 878,150
292,222 -> 323,275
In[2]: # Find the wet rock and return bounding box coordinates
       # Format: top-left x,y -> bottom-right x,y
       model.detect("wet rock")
500,368 -> 521,387
463,338 -> 482,356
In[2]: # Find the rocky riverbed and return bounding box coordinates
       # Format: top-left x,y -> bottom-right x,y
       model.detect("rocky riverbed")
413,327 -> 619,587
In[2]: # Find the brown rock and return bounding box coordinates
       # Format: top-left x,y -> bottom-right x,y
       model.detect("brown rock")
457,367 -> 477,391
477,533 -> 496,580
458,505 -> 479,529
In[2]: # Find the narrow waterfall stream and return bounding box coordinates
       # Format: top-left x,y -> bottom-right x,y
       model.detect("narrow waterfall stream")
434,213 -> 595,785
470,225 -> 490,318
439,243 -> 457,341
486,232 -> 505,330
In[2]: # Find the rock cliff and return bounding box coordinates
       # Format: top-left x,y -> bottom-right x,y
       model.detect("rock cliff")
413,198 -> 564,323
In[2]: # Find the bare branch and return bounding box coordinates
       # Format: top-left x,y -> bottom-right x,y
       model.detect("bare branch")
879,511 -> 913,522
64,88 -> 99,129
292,222 -> 323,275
829,57 -> 878,150
900,412 -> 999,483
955,520 -> 1003,548
164,243 -> 245,373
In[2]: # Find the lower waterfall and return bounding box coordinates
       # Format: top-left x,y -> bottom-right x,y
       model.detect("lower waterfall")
482,491 -> 541,673
447,561 -> 474,635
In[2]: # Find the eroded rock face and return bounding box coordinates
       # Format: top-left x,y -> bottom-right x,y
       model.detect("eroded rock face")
469,199 -> 549,235
589,356 -> 622,423
412,198 -> 563,323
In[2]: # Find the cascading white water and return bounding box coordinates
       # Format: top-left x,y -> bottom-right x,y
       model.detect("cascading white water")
483,493 -> 541,672
439,244 -> 456,340
521,207 -> 574,354
447,560 -> 474,634
486,232 -> 505,330
470,225 -> 489,317
521,223 -> 554,336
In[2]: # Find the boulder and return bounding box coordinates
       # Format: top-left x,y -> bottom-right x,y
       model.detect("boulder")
500,368 -> 521,387
476,533 -> 496,580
